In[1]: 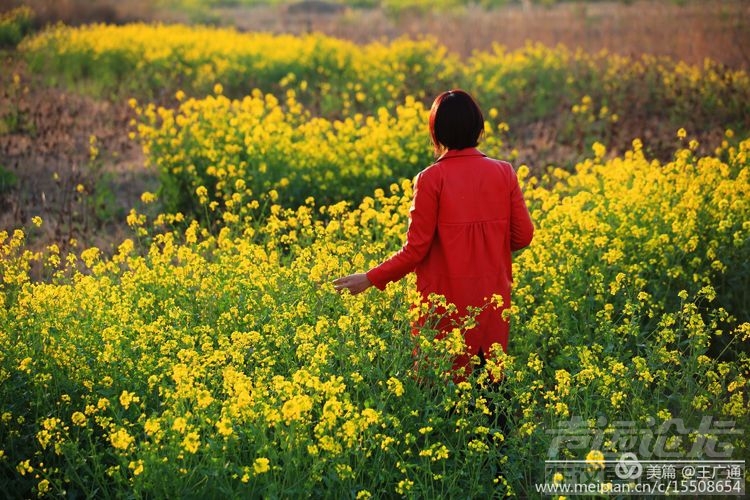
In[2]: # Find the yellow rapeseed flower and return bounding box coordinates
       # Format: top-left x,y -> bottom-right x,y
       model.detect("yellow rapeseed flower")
386,377 -> 404,397
253,457 -> 270,475
71,412 -> 87,427
585,449 -> 605,470
110,428 -> 134,450
181,431 -> 200,454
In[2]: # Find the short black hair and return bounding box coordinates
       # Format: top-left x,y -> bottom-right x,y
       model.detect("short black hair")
429,89 -> 485,154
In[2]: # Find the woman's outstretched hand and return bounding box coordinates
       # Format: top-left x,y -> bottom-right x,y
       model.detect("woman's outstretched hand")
332,273 -> 372,295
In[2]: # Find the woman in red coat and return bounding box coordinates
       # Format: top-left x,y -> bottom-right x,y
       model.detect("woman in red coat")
333,89 -> 534,380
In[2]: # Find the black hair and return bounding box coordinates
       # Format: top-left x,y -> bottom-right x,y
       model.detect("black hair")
429,89 -> 485,154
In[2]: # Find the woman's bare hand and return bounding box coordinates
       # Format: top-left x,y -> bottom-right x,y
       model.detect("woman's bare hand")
332,273 -> 372,295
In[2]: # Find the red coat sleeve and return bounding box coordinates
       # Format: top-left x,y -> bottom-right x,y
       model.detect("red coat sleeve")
509,169 -> 534,251
366,171 -> 439,290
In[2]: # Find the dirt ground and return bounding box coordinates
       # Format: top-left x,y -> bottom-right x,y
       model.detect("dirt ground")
0,58 -> 153,254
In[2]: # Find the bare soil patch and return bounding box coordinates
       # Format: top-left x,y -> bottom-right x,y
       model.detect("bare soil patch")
0,56 -> 155,253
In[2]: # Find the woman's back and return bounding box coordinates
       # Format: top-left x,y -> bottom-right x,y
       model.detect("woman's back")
431,150 -> 514,225
410,147 -> 533,355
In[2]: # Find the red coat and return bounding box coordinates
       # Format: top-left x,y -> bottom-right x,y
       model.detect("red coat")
367,148 -> 534,367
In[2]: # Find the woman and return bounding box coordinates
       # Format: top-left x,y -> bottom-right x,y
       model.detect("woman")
333,89 -> 534,380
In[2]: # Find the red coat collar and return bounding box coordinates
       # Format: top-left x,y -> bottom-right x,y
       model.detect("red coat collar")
436,147 -> 486,162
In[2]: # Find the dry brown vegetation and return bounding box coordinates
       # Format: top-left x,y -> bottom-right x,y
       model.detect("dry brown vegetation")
0,0 -> 156,26
230,1 -> 750,69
